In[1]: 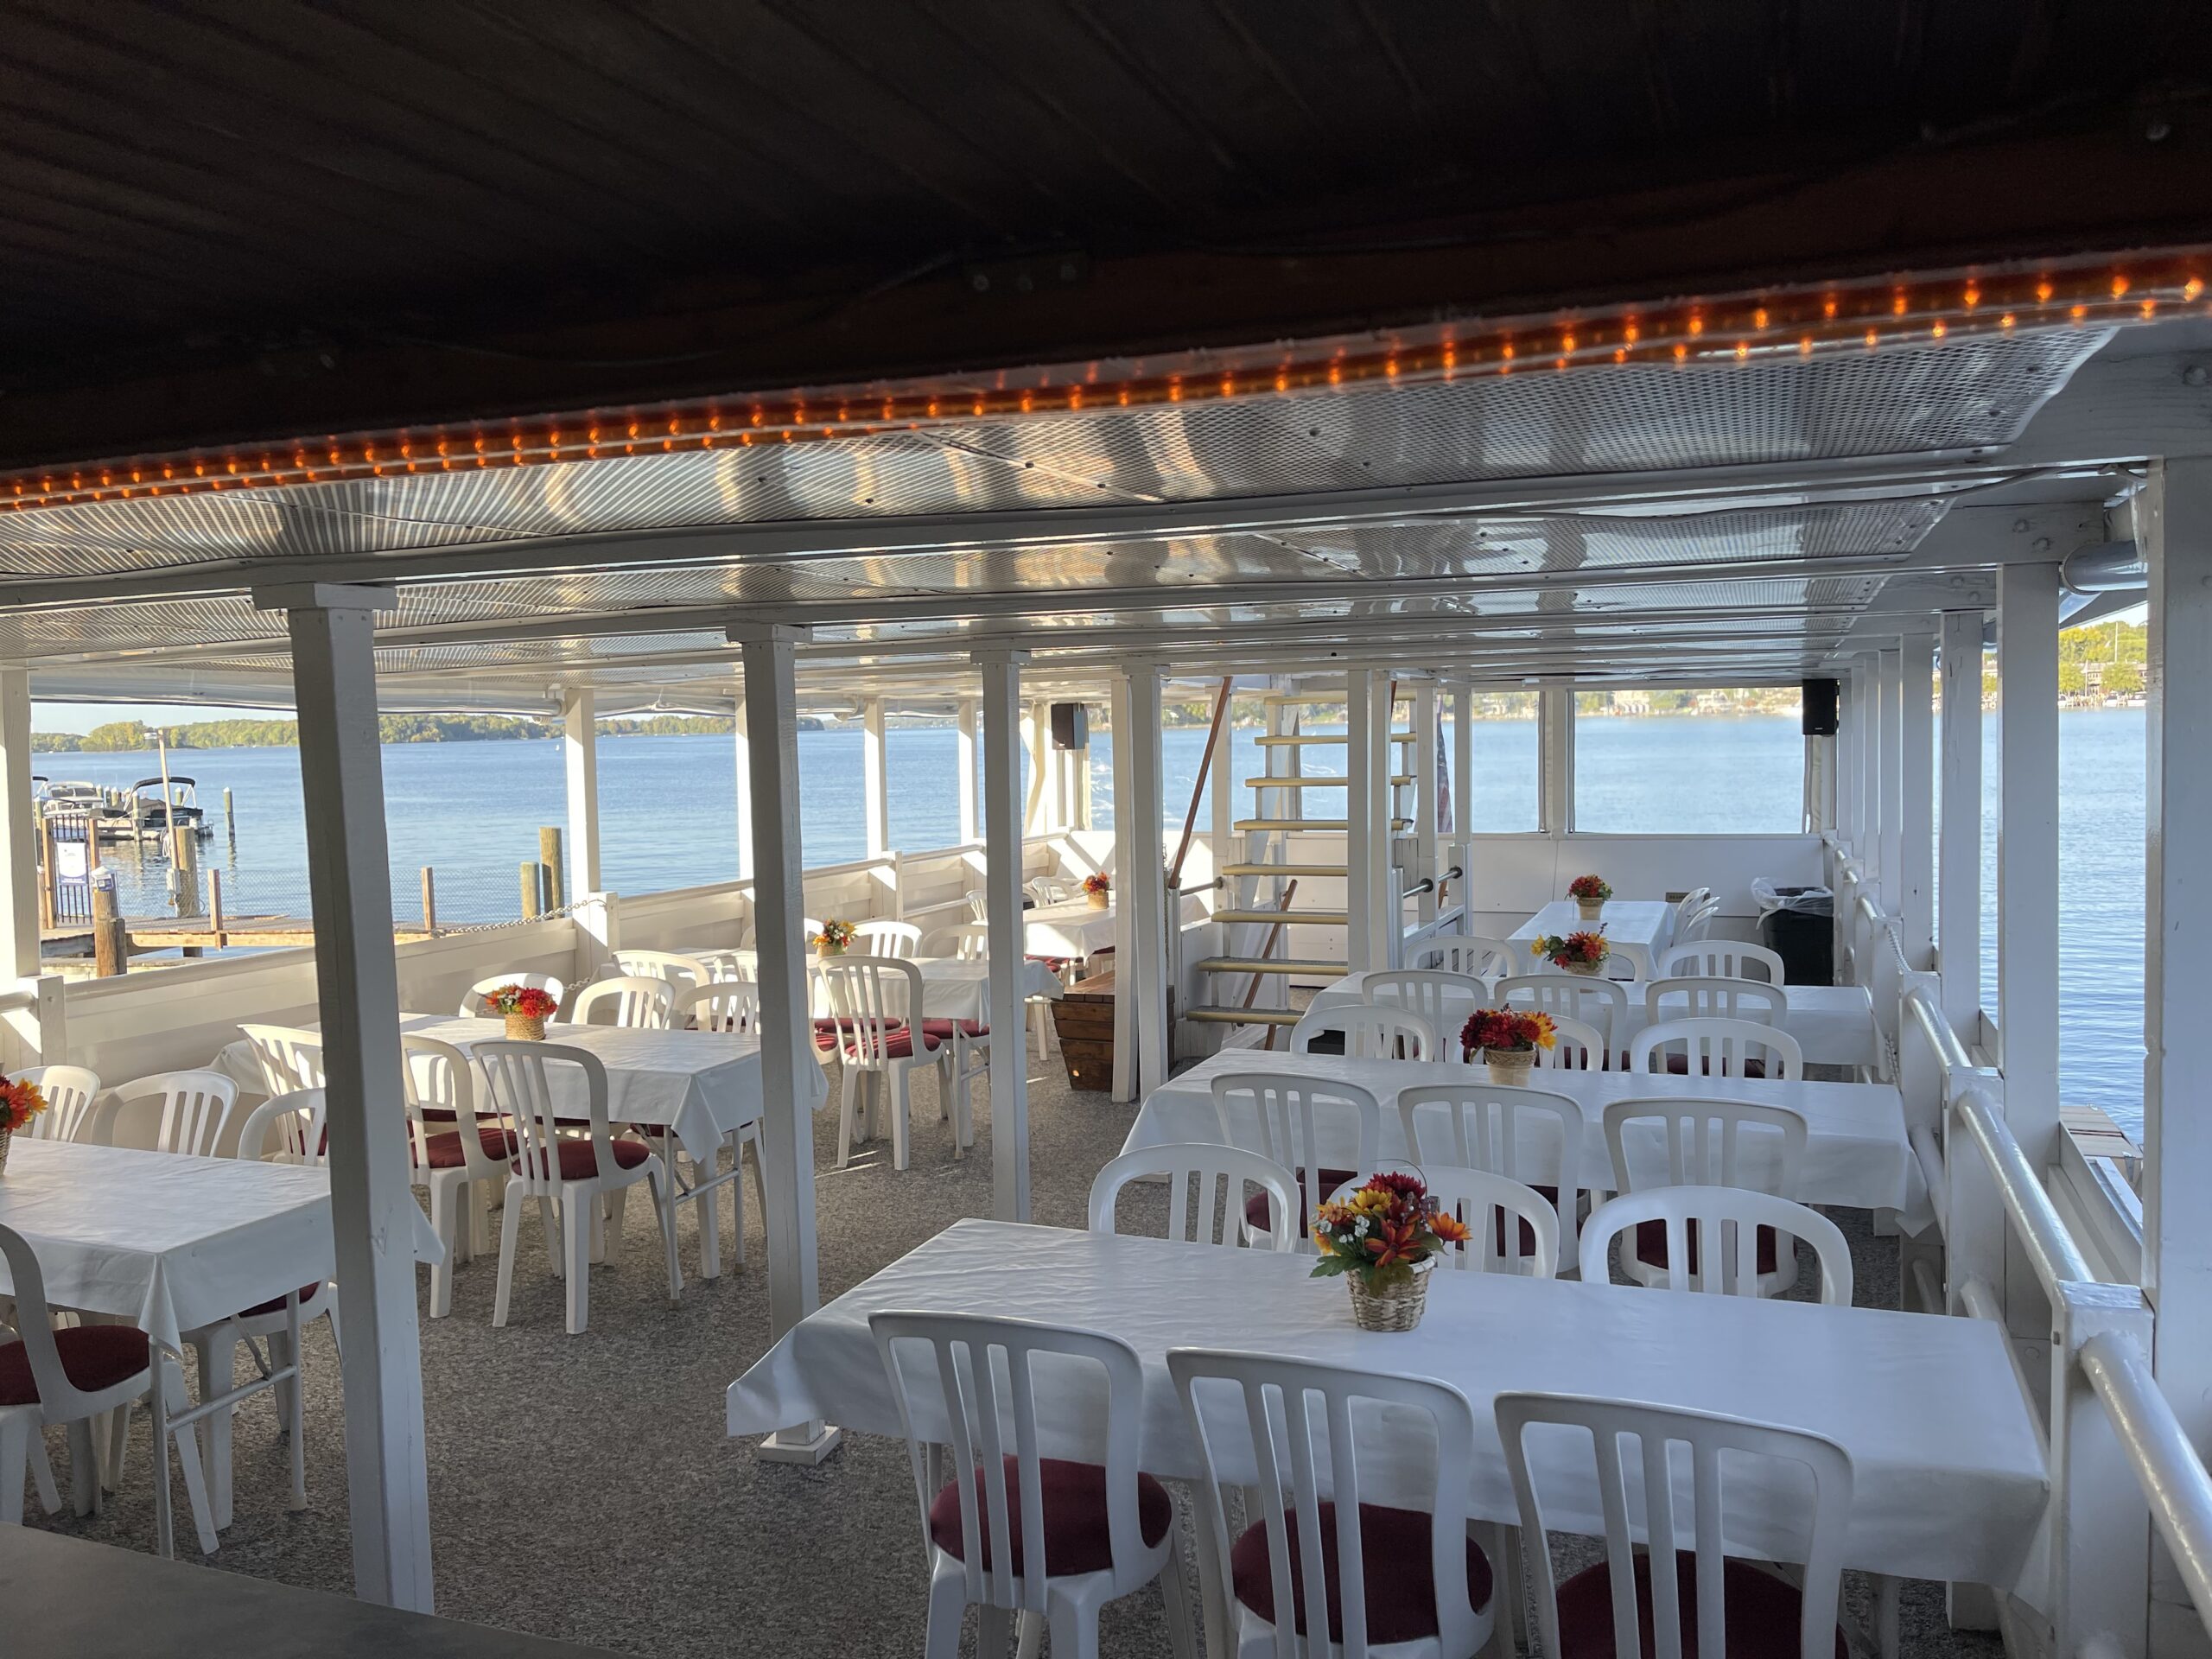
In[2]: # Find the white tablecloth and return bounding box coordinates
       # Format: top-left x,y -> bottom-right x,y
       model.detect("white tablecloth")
727,1220 -> 2047,1598
1510,899 -> 1677,979
0,1138 -> 337,1351
1023,899 -> 1117,960
715,954 -> 1063,1022
1309,973 -> 1880,1068
1132,1050 -> 1925,1221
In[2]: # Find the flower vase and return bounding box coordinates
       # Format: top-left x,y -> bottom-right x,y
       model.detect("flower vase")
817,941 -> 846,960
1576,899 -> 1605,921
1481,1049 -> 1535,1086
0,1128 -> 11,1175
1085,890 -> 1109,910
1348,1261 -> 1432,1332
1564,958 -> 1603,976
505,1014 -> 548,1041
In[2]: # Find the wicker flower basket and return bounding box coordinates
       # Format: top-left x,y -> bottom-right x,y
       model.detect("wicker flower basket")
1480,1048 -> 1535,1086
1085,890 -> 1109,910
0,1127 -> 12,1176
816,940 -> 846,959
1563,957 -> 1603,976
1347,1262 -> 1432,1332
1576,899 -> 1605,921
505,1013 -> 548,1040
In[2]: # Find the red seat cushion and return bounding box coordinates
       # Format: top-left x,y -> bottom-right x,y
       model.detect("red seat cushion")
1661,1054 -> 1767,1079
920,1018 -> 988,1039
928,1456 -> 1173,1577
513,1137 -> 652,1180
1554,1550 -> 1846,1659
239,1283 -> 328,1319
1631,1220 -> 1783,1276
0,1325 -> 151,1404
418,1126 -> 518,1169
813,1019 -> 935,1059
1230,1502 -> 1492,1644
1244,1166 -> 1360,1232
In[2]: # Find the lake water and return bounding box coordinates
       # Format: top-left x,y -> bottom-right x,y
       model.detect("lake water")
37,710 -> 2149,1132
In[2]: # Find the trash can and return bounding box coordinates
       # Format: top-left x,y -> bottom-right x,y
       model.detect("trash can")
1752,879 -> 1834,986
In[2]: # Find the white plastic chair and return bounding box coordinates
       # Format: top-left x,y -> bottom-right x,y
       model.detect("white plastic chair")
1395,1077 -> 1587,1272
234,1088 -> 327,1166
1088,1145 -> 1300,1251
1211,1071 -> 1381,1249
1288,1004 -> 1437,1063
819,955 -> 954,1171
109,1070 -> 237,1157
0,1224 -> 217,1557
1169,1348 -> 1495,1659
476,1040 -> 682,1335
568,975 -> 675,1030
1535,1014 -> 1605,1071
1660,941 -> 1785,983
1027,874 -> 1072,905
1677,894 -> 1720,943
613,949 -> 713,991
1498,974 -> 1630,1067
1361,969 -> 1484,1046
854,918 -> 924,959
1324,1166 -> 1560,1278
678,979 -> 760,1034
457,972 -> 566,1019
919,922 -> 989,961
1601,1096 -> 1812,1298
873,1311 -> 1191,1659
401,1036 -> 515,1320
1644,976 -> 1786,1027
1495,1392 -> 1853,1659
1629,1017 -> 1801,1081
237,1025 -> 326,1092
12,1065 -> 104,1143
1581,1186 -> 1852,1303
1414,935 -> 1516,979
659,984 -> 773,1275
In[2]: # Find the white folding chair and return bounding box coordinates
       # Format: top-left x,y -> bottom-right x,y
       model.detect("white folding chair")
1495,1392 -> 1853,1659
1415,935 -> 1516,979
1498,974 -> 1630,1068
854,918 -> 924,958
1601,1096 -> 1811,1297
1288,1004 -> 1438,1063
1660,940 -> 1786,983
401,1035 -> 516,1320
1644,976 -> 1787,1028
568,975 -> 676,1030
109,1070 -> 237,1157
1361,969 -> 1484,1047
1324,1166 -> 1560,1278
1535,1014 -> 1605,1071
1629,1017 -> 1801,1081
1581,1186 -> 1852,1303
12,1065 -> 104,1143
477,1040 -> 682,1335
458,971 -> 566,1018
0,1224 -> 217,1557
613,949 -> 713,991
819,955 -> 956,1170
237,1024 -> 326,1092
1169,1349 -> 1496,1659
1088,1145 -> 1300,1251
1395,1077 -> 1587,1272
1211,1071 -> 1381,1249
873,1312 -> 1191,1659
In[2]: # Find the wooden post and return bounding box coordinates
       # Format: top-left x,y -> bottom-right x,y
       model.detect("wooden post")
977,649 -> 1033,1217
519,861 -> 543,920
172,821 -> 200,916
419,868 -> 437,937
90,878 -> 123,977
538,826 -> 564,911
207,868 -> 225,937
222,786 -> 235,844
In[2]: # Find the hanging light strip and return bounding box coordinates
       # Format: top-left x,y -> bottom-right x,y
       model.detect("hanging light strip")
5,245 -> 2205,516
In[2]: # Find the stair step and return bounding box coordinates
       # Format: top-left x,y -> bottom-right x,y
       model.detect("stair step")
1235,819 -> 1411,833
1256,734 -> 1417,746
1185,1006 -> 1303,1027
1195,957 -> 1346,976
1213,907 -> 1350,925
1246,776 -> 1414,788
1220,862 -> 1349,877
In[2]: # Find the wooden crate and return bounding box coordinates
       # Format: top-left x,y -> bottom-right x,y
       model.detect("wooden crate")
1050,969 -> 1177,1093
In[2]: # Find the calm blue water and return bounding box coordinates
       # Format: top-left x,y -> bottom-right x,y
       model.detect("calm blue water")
36,710 -> 2148,1131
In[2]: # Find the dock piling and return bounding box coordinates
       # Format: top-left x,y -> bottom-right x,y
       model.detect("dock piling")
519,861 -> 543,920
90,874 -> 124,977
539,827 -> 564,910
420,868 -> 437,937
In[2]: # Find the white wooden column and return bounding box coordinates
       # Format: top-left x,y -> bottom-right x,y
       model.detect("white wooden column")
1345,671 -> 1385,970
1857,659 -> 1881,874
1539,687 -> 1574,833
1838,662 -> 1863,859
1122,663 -> 1171,1097
1020,699 -> 1049,836
1073,707 -> 1094,830
0,666 -> 42,980
561,685 -> 601,898
861,697 -> 890,859
1209,686 -> 1235,882
732,697 -> 753,880
955,697 -> 979,844
255,582 -> 430,1610
1411,681 -> 1439,927
731,624 -> 836,1461
977,650 -> 1032,1217
2139,461 -> 2212,1579
1938,611 -> 1986,1032
1452,682 -> 1475,926
1109,676 -> 1138,1100
1878,645 -> 1904,909
1898,632 -> 1936,969
1997,562 -> 2062,1179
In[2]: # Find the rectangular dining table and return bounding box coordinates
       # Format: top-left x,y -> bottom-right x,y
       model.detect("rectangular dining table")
1132,1049 -> 1927,1222
728,1220 -> 2048,1624
1510,899 -> 1678,979
1307,969 -> 1881,1068
1022,898 -> 1118,960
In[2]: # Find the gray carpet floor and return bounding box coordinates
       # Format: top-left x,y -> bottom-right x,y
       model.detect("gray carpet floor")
18,1047 -> 2007,1659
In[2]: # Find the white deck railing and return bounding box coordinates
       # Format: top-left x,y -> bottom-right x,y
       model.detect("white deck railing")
1826,838 -> 2211,1659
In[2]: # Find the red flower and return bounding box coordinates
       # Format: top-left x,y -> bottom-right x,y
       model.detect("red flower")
1363,1170 -> 1426,1204
1362,1216 -> 1425,1268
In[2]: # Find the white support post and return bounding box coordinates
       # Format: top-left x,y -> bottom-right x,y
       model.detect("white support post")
255,582 -> 431,1610
861,696 -> 890,859
1858,659 -> 1881,876
732,624 -> 836,1464
1839,662 -> 1862,860
978,652 -> 1032,1217
1209,686 -> 1234,887
1020,699 -> 1048,837
561,685 -> 601,899
2140,459 -> 2212,1640
1452,682 -> 1475,926
1540,688 -> 1574,834
1412,681 -> 1439,928
732,696 -> 753,880
1122,664 -> 1171,1098
956,697 -> 979,844
1878,645 -> 1904,909
1345,671 -> 1377,970
1938,612 -> 1985,1033
1898,632 -> 1936,969
1073,706 -> 1093,831
0,666 -> 42,982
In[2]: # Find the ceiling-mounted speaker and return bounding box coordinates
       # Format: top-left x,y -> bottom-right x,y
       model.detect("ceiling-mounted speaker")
1802,678 -> 1840,736
1050,702 -> 1089,750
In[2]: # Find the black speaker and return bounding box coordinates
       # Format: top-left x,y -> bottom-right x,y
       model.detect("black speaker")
1049,702 -> 1089,749
1801,678 -> 1840,736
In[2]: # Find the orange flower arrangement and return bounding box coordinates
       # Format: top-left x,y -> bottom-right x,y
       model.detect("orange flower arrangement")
1080,873 -> 1110,897
0,1075 -> 48,1134
1460,1007 -> 1557,1060
1311,1171 -> 1470,1290
486,984 -> 559,1019
1566,874 -> 1611,902
1531,929 -> 1609,969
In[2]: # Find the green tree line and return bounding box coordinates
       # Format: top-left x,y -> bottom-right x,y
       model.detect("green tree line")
31,712 -> 750,752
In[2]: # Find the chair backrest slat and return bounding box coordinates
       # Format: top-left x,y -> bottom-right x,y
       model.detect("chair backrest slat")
11,1065 -> 105,1143
234,1088 -> 327,1166
1288,1004 -> 1437,1063
852,919 -> 923,959
111,1069 -> 237,1157
1602,1095 -> 1808,1197
1580,1185 -> 1852,1302
568,976 -> 675,1030
677,978 -> 760,1035
1660,941 -> 1785,984
1629,1017 -> 1801,1081
1397,1078 -> 1585,1269
1359,969 -> 1485,1050
1088,1144 -> 1300,1251
1644,976 -> 1786,1027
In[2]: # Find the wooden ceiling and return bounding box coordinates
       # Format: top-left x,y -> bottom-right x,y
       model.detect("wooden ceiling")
6,0 -> 2211,467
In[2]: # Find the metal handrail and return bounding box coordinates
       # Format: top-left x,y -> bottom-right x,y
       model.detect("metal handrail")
2080,1332 -> 2212,1633
1904,982 -> 1978,1078
1952,1082 -> 2096,1291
